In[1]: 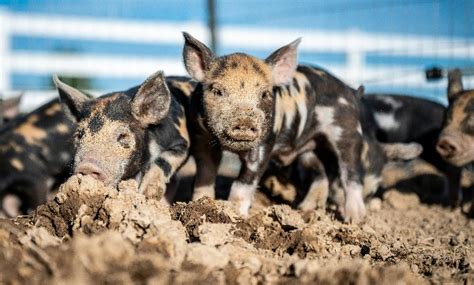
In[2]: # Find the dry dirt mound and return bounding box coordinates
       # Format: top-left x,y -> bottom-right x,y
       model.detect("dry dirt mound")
0,175 -> 473,284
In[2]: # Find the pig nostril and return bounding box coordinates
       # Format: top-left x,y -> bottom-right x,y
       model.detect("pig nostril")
437,140 -> 458,157
75,163 -> 107,181
90,172 -> 101,179
250,127 -> 257,133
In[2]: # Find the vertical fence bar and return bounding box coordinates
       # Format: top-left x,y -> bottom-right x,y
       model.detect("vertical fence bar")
207,0 -> 217,53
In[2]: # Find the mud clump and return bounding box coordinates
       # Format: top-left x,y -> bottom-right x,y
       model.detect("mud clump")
0,175 -> 473,284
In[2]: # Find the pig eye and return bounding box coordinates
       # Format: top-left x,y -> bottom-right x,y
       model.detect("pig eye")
117,133 -> 131,148
74,129 -> 85,140
211,87 -> 223,97
262,91 -> 271,100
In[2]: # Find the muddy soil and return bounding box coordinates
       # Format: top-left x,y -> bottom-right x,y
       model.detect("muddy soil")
0,171 -> 473,284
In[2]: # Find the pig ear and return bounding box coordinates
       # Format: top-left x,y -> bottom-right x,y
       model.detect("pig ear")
131,71 -> 171,127
355,85 -> 365,99
448,69 -> 463,102
182,32 -> 215,81
265,38 -> 301,86
53,75 -> 91,120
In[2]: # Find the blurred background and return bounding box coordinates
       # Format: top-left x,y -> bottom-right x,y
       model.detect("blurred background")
0,0 -> 473,111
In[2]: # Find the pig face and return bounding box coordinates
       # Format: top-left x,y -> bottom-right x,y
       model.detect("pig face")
436,69 -> 474,167
182,32 -> 300,152
54,71 -> 171,187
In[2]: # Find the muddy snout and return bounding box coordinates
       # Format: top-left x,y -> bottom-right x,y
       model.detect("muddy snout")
227,116 -> 260,142
75,159 -> 108,182
436,135 -> 460,159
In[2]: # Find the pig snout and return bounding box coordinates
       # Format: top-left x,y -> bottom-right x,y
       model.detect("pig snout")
227,116 -> 259,141
436,136 -> 460,159
75,160 -> 108,182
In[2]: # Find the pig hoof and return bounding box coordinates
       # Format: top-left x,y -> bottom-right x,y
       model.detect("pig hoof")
192,186 -> 216,201
298,198 -> 326,212
228,194 -> 251,217
141,182 -> 165,200
343,194 -> 366,224
297,200 -> 315,211
160,196 -> 171,207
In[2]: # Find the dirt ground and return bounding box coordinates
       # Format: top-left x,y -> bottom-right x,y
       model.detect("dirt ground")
1,160 -> 473,285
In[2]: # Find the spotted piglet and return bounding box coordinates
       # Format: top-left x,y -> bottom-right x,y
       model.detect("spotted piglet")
54,72 -> 193,200
0,99 -> 75,217
182,32 -> 368,222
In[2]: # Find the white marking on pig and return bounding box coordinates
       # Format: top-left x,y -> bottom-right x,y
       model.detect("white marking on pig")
284,105 -> 296,130
247,160 -> 258,172
374,112 -> 400,131
363,174 -> 382,197
296,98 -> 308,138
247,146 -> 265,172
356,123 -> 363,134
148,140 -> 161,162
228,180 -> 258,216
59,151 -> 70,162
45,178 -> 55,190
315,106 -> 343,142
344,181 -> 366,223
338,97 -> 349,105
2,194 -> 21,217
273,94 -> 284,133
379,96 -> 403,109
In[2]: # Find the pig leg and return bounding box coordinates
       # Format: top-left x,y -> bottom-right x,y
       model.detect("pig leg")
445,165 -> 462,207
297,151 -> 330,211
228,146 -> 271,216
140,164 -> 167,200
192,145 -> 222,200
1,194 -> 22,217
336,134 -> 366,223
140,148 -> 189,202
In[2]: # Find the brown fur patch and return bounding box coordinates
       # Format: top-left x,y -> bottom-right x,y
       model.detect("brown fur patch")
91,95 -> 119,117
171,81 -> 194,97
14,115 -> 47,145
44,103 -> 62,116
55,123 -> 70,134
448,92 -> 474,126
10,158 -> 24,171
206,54 -> 272,86
176,115 -> 189,145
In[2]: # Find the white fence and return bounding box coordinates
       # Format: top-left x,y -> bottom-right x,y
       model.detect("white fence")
1,9 -> 474,110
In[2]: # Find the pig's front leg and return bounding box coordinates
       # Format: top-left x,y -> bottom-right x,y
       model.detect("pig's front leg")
140,164 -> 167,200
192,144 -> 222,200
336,133 -> 366,223
228,146 -> 271,216
297,151 -> 330,211
140,145 -> 189,203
